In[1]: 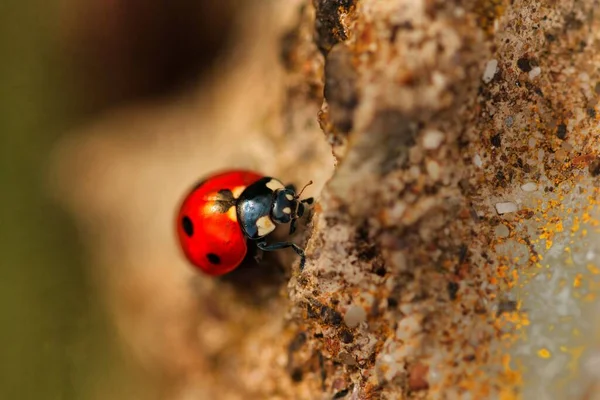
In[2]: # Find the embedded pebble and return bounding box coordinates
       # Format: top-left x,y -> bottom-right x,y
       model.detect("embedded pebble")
505,115 -> 514,127
482,59 -> 498,83
528,66 -> 541,80
494,224 -> 510,238
426,159 -> 441,181
495,202 -> 518,215
521,182 -> 538,192
338,351 -> 358,366
473,154 -> 483,167
344,305 -> 367,328
422,129 -> 445,150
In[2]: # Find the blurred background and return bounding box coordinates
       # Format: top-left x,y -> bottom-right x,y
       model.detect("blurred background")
0,1 -> 244,398
1,0 -> 333,398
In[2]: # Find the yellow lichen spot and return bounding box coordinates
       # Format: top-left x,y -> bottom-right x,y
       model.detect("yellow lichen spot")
583,293 -> 596,302
558,278 -> 567,288
538,348 -> 551,359
586,264 -> 600,275
582,229 -> 588,237
582,212 -> 592,223
499,389 -> 519,400
573,273 -> 583,288
555,221 -> 564,232
564,257 -> 574,266
571,217 -> 580,233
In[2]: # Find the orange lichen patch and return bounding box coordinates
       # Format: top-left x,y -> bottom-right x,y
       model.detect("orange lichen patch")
560,346 -> 585,375
583,293 -> 597,302
573,274 -> 583,288
537,348 -> 551,359
571,217 -> 581,235
586,264 -> 600,275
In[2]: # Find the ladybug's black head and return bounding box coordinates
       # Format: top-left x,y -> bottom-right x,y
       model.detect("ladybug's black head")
271,188 -> 304,224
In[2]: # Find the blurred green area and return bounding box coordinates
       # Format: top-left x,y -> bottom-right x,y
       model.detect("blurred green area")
0,2 -> 125,399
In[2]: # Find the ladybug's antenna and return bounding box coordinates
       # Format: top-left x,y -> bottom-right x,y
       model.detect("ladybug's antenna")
295,180 -> 313,198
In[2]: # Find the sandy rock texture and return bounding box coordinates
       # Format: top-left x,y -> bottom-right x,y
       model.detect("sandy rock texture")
51,0 -> 600,399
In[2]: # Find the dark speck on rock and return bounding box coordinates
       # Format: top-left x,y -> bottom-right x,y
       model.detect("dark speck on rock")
595,82 -> 600,95
333,388 -> 351,399
496,300 -> 518,316
589,158 -> 600,177
491,134 -> 501,147
321,305 -> 343,325
556,124 -> 567,140
314,0 -> 355,54
496,170 -> 505,181
447,281 -> 459,300
458,244 -> 468,263
387,297 -> 398,308
288,332 -> 307,352
587,108 -> 596,118
340,330 -> 354,343
564,12 -> 584,30
517,57 -> 533,72
290,368 -> 303,382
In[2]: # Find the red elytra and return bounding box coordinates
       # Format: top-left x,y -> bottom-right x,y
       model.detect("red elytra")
176,170 -> 263,275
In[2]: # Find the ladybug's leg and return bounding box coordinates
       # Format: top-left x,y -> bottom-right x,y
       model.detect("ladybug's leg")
253,248 -> 264,264
256,241 -> 306,270
289,219 -> 298,235
301,197 -> 314,205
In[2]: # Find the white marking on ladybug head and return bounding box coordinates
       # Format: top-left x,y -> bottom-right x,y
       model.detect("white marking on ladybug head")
226,205 -> 237,222
283,207 -> 292,214
285,194 -> 294,201
231,185 -> 246,199
265,179 -> 285,191
256,215 -> 276,236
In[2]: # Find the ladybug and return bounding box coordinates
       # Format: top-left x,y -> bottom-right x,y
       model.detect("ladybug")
176,169 -> 314,276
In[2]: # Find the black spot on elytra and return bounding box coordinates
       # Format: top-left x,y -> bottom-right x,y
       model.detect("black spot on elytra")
182,216 -> 194,237
207,253 -> 221,264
